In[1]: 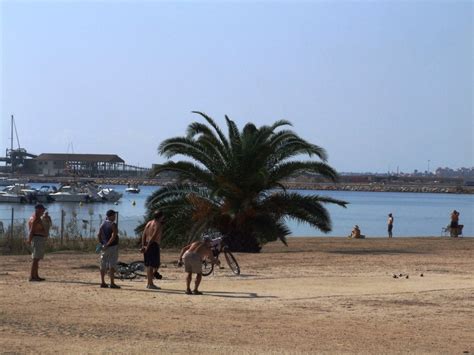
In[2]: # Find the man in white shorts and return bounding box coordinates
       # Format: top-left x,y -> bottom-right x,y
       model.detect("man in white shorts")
27,204 -> 51,281
97,210 -> 120,289
178,236 -> 215,295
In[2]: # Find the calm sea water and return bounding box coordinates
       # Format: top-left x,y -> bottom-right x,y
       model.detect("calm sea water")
1,184 -> 472,238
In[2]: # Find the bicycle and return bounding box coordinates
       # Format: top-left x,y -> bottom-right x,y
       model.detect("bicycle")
202,236 -> 240,276
114,261 -> 147,280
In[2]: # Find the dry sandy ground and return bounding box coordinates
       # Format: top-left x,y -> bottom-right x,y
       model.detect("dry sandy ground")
1,237 -> 473,354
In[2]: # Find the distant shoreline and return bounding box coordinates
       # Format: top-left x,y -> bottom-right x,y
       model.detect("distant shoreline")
21,176 -> 474,194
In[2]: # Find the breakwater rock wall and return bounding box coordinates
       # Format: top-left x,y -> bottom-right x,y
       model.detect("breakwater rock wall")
22,176 -> 474,194
283,183 -> 474,194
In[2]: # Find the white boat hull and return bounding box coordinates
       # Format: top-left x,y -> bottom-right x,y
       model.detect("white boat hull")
0,193 -> 26,203
125,188 -> 140,194
97,188 -> 123,202
50,193 -> 90,202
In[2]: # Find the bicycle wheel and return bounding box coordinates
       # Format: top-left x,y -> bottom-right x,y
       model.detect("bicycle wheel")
202,257 -> 214,276
114,264 -> 137,280
129,261 -> 147,277
224,251 -> 240,275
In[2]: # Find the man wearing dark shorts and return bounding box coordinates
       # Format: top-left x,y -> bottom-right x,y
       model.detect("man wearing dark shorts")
141,210 -> 164,290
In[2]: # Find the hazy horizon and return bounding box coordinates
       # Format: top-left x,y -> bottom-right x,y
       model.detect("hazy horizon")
1,1 -> 472,173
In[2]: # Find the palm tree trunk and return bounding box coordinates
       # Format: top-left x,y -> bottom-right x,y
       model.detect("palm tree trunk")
227,230 -> 262,253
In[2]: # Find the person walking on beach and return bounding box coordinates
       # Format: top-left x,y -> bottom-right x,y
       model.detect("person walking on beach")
141,210 -> 164,290
27,203 -> 52,281
450,210 -> 460,237
97,210 -> 120,289
178,236 -> 215,295
387,213 -> 394,238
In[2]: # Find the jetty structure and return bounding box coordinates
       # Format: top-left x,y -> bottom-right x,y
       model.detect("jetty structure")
0,115 -> 149,177
1,152 -> 149,177
0,115 -> 38,173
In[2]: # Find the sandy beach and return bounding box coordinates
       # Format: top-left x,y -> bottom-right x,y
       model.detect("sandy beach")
1,237 -> 472,354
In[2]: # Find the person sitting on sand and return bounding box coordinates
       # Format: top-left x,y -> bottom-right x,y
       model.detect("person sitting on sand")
178,236 -> 216,295
348,225 -> 365,239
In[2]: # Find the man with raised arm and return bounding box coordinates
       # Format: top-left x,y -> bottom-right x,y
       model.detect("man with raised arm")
178,236 -> 215,295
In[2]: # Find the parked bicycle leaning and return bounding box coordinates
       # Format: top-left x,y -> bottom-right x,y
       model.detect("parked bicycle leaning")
200,232 -> 240,276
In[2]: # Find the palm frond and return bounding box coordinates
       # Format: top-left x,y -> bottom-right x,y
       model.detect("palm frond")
192,111 -> 230,152
151,161 -> 215,186
225,115 -> 242,153
158,137 -> 220,174
269,161 -> 339,183
186,122 -> 229,163
146,112 -> 346,251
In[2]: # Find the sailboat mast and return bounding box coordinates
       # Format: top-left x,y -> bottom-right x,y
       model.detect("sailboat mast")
10,115 -> 14,173
10,115 -> 14,152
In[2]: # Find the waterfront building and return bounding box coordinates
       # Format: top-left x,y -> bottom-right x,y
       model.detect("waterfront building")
27,153 -> 147,177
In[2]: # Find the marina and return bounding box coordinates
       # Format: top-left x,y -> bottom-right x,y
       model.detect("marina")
0,181 -> 123,204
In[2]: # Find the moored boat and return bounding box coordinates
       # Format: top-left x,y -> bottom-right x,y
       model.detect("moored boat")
49,185 -> 91,202
97,188 -> 123,202
125,183 -> 140,194
0,191 -> 27,203
1,184 -> 36,203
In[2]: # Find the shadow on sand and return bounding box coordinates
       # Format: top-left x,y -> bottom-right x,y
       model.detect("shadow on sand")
326,248 -> 428,255
71,264 -> 98,270
48,280 -> 276,299
122,287 -> 277,299
48,279 -> 105,286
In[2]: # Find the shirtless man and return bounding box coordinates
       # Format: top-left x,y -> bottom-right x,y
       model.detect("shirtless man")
141,210 -> 164,289
450,210 -> 460,237
27,204 -> 52,281
178,236 -> 215,295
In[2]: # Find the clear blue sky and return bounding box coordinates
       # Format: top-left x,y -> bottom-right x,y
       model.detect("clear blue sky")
1,1 -> 472,173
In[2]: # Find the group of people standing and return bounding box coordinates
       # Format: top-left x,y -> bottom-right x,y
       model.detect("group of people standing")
95,209 -> 165,290
27,204 -> 216,294
96,209 -> 216,294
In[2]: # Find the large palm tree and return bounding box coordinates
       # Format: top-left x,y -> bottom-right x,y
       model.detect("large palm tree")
141,111 -> 347,252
